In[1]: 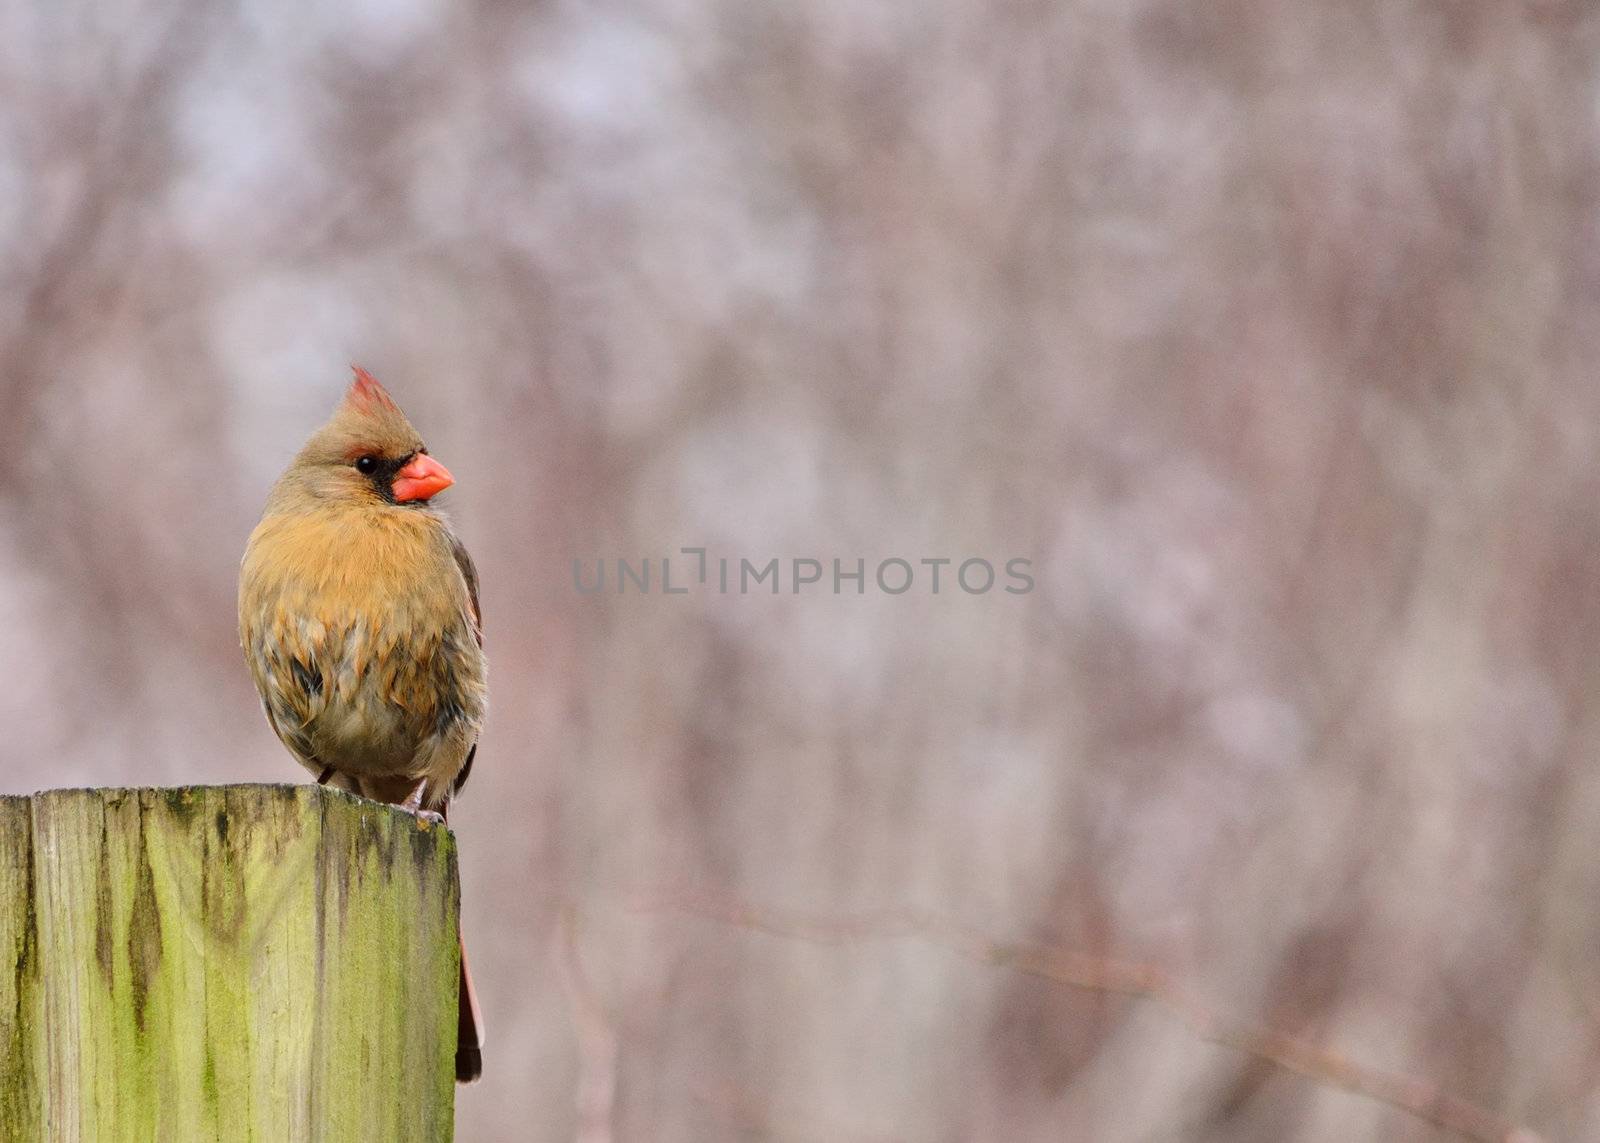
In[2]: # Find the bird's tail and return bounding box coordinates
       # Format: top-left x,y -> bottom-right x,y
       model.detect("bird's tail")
457,933 -> 485,1082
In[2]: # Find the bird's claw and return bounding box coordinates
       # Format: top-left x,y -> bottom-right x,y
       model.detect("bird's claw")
407,807 -> 446,829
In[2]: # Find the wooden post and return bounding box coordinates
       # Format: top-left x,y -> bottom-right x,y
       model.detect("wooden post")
0,784 -> 460,1142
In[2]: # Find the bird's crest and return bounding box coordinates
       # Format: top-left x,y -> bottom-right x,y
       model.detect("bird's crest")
346,366 -> 401,415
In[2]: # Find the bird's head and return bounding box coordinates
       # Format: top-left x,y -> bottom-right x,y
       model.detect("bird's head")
281,367 -> 455,508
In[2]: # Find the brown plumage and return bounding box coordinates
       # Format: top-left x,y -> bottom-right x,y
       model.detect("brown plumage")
239,366 -> 487,1082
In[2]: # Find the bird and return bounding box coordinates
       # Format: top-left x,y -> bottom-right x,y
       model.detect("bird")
238,365 -> 487,1082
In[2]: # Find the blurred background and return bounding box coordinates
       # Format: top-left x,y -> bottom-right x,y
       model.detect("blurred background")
3,1 -> 1598,1139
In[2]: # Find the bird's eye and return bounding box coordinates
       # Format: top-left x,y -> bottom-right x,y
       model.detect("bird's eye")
355,455 -> 378,474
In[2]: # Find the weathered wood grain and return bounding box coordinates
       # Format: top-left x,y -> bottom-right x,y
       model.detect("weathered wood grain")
0,784 -> 459,1141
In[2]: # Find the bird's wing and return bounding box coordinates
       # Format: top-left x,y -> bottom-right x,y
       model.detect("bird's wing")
448,529 -> 483,797
450,531 -> 483,648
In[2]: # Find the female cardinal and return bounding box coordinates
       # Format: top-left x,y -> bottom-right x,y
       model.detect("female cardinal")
239,366 -> 487,1082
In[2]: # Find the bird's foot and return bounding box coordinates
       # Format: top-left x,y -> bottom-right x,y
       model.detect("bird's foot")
399,778 -> 443,827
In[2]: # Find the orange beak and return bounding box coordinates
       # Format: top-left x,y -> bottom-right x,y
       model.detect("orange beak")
392,454 -> 454,503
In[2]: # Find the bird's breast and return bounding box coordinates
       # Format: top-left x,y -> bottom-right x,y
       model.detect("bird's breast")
240,507 -> 486,777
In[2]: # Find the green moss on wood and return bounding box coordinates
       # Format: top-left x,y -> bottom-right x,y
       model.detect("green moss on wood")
0,784 -> 458,1140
